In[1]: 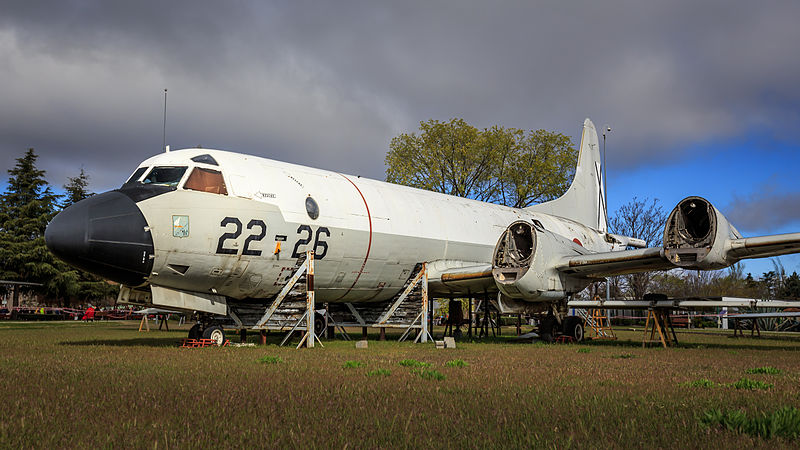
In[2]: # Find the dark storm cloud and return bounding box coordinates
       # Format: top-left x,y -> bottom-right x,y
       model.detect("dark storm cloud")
725,187 -> 800,233
1,1 -> 799,192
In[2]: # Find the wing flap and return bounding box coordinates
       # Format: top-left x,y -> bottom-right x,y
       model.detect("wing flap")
427,262 -> 495,295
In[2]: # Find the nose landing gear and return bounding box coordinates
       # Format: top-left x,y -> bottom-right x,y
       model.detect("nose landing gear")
187,317 -> 227,346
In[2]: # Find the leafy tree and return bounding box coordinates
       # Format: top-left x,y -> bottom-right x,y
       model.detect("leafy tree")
0,149 -> 76,300
491,128 -> 576,208
385,118 -> 577,207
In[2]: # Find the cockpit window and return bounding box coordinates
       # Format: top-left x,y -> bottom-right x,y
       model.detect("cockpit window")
142,166 -> 188,187
126,167 -> 148,184
183,167 -> 228,195
191,154 -> 219,166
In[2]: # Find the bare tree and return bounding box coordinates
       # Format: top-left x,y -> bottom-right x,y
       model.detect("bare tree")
609,197 -> 667,299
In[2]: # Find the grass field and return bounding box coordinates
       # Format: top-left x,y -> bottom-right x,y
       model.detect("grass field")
1,321 -> 799,448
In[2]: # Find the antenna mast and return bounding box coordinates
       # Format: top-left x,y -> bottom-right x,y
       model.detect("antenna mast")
163,88 -> 168,152
602,125 -> 611,303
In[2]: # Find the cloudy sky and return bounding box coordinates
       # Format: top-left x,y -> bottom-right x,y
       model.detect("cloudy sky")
2,0 -> 799,274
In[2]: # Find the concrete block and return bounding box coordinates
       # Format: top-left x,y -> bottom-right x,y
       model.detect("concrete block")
444,337 -> 456,349
435,340 -> 445,349
355,340 -> 368,349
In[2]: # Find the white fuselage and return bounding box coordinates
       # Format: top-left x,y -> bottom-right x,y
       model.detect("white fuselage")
133,149 -> 613,303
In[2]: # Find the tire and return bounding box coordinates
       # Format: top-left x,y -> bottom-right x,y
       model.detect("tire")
539,315 -> 557,343
563,316 -> 584,342
188,323 -> 202,340
202,325 -> 226,346
314,313 -> 326,337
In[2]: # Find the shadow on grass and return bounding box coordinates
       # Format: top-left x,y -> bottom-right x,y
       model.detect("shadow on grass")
60,337 -> 182,347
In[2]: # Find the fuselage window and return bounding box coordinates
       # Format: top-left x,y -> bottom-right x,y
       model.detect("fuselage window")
184,167 -> 228,195
126,167 -> 148,184
305,196 -> 319,220
142,166 -> 188,188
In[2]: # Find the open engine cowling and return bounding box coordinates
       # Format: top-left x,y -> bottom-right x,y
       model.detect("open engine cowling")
491,221 -> 588,301
663,196 -> 742,269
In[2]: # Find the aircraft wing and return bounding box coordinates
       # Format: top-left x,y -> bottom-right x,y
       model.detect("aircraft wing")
726,232 -> 800,260
557,247 -> 673,278
724,312 -> 800,319
558,232 -> 800,278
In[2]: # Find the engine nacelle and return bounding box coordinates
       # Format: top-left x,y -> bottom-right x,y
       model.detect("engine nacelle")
491,221 -> 588,301
663,196 -> 742,270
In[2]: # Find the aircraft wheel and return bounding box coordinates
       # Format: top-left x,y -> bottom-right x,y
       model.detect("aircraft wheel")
539,315 -> 556,343
314,313 -> 326,337
563,317 -> 584,342
203,325 -> 226,346
188,323 -> 202,340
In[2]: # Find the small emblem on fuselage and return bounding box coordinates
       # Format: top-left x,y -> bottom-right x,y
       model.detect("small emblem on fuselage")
173,215 -> 189,237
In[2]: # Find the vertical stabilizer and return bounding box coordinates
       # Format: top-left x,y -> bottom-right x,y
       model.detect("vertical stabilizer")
528,118 -> 607,232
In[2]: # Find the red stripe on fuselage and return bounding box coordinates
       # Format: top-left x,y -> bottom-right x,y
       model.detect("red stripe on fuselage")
335,174 -> 372,300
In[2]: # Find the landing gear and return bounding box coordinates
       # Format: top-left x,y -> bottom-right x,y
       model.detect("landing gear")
188,323 -> 202,340
563,316 -> 585,342
203,325 -> 226,346
539,314 -> 557,343
314,312 -> 326,337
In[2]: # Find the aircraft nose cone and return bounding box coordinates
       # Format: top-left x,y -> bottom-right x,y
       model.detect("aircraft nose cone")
45,191 -> 154,286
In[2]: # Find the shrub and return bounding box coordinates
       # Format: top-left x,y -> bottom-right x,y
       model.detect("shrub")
746,367 -> 782,375
731,378 -> 773,390
343,360 -> 365,369
257,355 -> 283,364
445,359 -> 468,368
701,407 -> 800,439
367,368 -> 391,377
412,369 -> 446,381
682,379 -> 717,388
399,359 -> 431,368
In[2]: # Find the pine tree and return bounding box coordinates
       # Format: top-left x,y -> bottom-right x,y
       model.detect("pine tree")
780,272 -> 800,299
0,148 -> 77,301
62,168 -> 93,208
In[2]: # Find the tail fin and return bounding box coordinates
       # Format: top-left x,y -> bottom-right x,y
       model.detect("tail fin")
528,118 -> 607,232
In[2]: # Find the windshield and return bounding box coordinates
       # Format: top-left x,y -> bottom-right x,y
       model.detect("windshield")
142,166 -> 188,187
125,167 -> 148,184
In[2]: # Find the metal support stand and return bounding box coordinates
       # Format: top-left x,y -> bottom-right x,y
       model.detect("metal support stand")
468,296 -> 473,338
138,314 -> 150,332
642,309 -> 678,348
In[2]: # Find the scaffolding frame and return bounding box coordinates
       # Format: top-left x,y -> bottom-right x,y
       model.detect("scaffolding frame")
249,251 -> 320,348
326,263 -> 432,343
